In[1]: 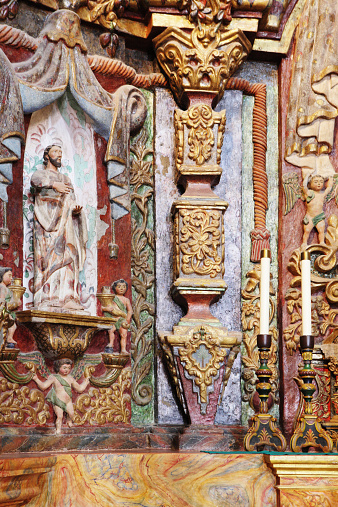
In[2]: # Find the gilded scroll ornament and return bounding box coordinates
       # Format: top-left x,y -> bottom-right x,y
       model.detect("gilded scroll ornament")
154,25 -> 251,106
130,129 -> 154,407
159,324 -> 241,416
284,219 -> 338,352
73,368 -> 131,425
0,378 -> 49,425
178,208 -> 223,278
174,105 -> 226,176
87,0 -> 129,29
179,326 -> 227,405
241,266 -> 278,406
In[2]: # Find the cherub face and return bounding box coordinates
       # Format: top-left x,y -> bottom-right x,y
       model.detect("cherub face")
59,364 -> 72,375
115,282 -> 127,295
2,271 -> 12,286
310,176 -> 324,191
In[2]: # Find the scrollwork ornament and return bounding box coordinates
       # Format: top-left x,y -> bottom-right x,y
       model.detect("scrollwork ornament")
241,266 -> 279,406
73,367 -> 131,425
87,0 -> 129,29
130,129 -> 154,407
284,219 -> 338,353
179,208 -> 223,278
0,377 -> 50,425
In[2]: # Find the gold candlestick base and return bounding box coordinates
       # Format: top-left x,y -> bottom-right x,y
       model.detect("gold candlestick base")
290,335 -> 333,453
244,334 -> 286,451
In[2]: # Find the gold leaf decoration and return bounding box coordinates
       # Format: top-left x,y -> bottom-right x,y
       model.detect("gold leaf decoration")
0,378 -> 50,425
241,266 -> 278,406
179,208 -> 223,278
73,367 -> 131,425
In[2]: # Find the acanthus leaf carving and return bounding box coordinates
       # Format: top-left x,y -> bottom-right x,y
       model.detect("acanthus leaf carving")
154,25 -> 251,107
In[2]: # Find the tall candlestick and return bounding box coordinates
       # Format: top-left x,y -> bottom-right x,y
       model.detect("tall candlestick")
301,250 -> 312,336
260,249 -> 271,335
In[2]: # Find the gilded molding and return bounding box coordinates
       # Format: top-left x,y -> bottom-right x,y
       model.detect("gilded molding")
154,25 -> 251,106
174,105 -> 226,177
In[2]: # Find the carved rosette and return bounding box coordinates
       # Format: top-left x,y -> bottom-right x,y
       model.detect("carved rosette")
154,25 -> 251,107
174,105 -> 226,178
159,324 -> 241,421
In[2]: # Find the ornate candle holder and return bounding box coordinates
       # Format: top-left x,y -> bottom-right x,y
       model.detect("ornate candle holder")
244,333 -> 286,451
290,335 -> 333,452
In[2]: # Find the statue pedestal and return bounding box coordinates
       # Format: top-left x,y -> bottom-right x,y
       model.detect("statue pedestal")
16,310 -> 114,360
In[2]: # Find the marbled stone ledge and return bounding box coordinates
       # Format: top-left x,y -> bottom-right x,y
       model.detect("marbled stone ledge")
0,425 -> 247,453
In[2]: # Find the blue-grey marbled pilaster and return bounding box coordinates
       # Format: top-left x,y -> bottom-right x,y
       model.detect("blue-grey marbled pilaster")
214,90 -> 243,425
154,88 -> 184,424
154,88 -> 244,425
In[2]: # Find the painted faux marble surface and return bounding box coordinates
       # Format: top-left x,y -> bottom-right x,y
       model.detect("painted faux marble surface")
25,452 -> 276,507
22,92 -> 98,315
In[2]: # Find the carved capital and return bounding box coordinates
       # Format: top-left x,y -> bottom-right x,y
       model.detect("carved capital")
154,25 -> 251,106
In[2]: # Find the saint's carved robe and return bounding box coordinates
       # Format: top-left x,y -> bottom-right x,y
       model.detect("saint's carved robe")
31,168 -> 88,309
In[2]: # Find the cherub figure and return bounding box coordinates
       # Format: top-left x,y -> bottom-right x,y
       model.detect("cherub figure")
0,267 -> 18,348
301,175 -> 333,250
32,358 -> 89,434
283,172 -> 337,250
101,279 -> 132,355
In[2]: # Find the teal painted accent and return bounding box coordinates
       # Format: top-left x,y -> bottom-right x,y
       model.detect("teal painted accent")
73,153 -> 90,189
192,344 -> 212,368
57,91 -> 86,128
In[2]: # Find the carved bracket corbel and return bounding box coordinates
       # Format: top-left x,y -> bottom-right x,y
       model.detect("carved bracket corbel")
159,324 -> 241,423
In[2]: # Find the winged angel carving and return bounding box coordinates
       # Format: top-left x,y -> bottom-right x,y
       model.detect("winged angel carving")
283,172 -> 338,250
19,352 -> 101,433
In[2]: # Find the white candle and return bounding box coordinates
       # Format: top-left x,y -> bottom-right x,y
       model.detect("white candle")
301,251 -> 312,336
260,249 -> 271,335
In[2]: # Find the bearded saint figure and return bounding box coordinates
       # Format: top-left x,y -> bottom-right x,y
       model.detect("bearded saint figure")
30,145 -> 88,311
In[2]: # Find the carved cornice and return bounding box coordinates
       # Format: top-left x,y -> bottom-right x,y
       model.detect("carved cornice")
154,25 -> 251,106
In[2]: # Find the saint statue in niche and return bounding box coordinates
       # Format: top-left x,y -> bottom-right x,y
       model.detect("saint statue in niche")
30,145 -> 88,311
